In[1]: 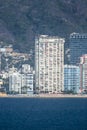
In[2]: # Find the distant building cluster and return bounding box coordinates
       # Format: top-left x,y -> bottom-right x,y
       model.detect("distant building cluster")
68,33 -> 87,94
35,33 -> 87,94
9,64 -> 33,94
0,33 -> 87,95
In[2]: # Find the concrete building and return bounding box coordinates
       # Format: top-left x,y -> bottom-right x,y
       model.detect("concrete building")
21,73 -> 33,94
0,79 -> 3,88
70,33 -> 87,65
9,65 -> 33,94
21,64 -> 33,94
0,47 -> 13,53
64,65 -> 80,93
35,35 -> 65,93
21,64 -> 31,73
9,72 -> 21,94
80,55 -> 87,92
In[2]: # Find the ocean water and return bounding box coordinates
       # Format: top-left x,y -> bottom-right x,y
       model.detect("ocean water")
0,98 -> 87,130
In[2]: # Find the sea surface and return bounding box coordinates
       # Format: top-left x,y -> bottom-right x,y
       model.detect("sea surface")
0,98 -> 87,130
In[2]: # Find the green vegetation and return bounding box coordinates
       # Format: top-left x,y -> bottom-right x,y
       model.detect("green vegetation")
0,0 -> 87,63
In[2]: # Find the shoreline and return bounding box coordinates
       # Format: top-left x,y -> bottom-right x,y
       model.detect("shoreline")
0,94 -> 87,98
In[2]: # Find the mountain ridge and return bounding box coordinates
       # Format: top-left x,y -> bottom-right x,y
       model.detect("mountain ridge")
0,0 -> 87,53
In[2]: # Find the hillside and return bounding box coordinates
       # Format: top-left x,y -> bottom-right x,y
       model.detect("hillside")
0,0 -> 87,56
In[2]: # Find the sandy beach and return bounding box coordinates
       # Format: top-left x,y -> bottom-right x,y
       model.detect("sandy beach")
38,94 -> 87,98
0,93 -> 87,98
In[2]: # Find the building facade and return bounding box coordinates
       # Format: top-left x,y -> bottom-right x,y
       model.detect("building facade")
21,73 -> 33,94
9,72 -> 22,94
21,64 -> 31,73
70,33 -> 87,65
64,65 -> 80,93
35,35 -> 65,93
9,65 -> 33,94
80,55 -> 87,92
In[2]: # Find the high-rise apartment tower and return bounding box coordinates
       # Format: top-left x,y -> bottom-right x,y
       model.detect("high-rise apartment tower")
70,33 -> 87,65
80,54 -> 87,92
35,35 -> 65,93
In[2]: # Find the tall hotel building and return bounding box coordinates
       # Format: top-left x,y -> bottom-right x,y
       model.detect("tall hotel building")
70,33 -> 87,65
80,55 -> 87,92
35,35 -> 65,93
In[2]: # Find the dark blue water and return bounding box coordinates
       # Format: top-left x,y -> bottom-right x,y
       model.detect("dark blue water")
0,98 -> 87,130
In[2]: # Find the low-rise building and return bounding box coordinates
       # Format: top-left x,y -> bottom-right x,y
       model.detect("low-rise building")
0,79 -> 3,88
21,64 -> 31,73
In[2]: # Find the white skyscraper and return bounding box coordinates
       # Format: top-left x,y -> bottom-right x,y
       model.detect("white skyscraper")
35,35 -> 65,93
80,54 -> 87,93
